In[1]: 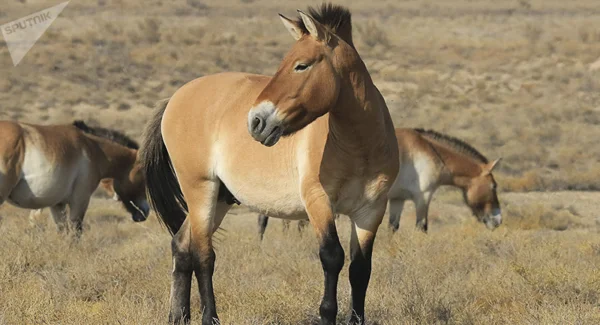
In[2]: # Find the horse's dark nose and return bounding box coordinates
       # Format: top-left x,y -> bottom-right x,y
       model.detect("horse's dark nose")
248,103 -> 283,146
251,116 -> 265,135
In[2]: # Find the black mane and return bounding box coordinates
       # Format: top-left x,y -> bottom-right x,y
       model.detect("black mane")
73,120 -> 139,150
295,3 -> 353,45
414,128 -> 488,164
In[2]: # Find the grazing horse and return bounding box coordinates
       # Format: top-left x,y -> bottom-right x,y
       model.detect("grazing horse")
257,128 -> 502,237
0,120 -> 149,235
388,128 -> 502,232
141,4 -> 399,325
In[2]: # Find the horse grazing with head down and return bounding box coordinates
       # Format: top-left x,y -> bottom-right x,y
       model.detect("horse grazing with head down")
141,4 -> 399,325
258,127 -> 503,237
388,128 -> 502,232
0,120 -> 149,236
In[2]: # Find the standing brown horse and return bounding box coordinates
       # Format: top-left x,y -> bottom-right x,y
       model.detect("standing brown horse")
388,128 -> 502,232
141,4 -> 399,325
0,120 -> 149,235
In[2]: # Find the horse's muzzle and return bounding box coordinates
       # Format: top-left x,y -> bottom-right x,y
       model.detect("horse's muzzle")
248,101 -> 284,147
131,200 -> 150,222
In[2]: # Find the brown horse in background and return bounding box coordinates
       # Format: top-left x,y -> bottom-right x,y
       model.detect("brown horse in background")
257,128 -> 502,238
0,120 -> 149,236
141,4 -> 399,325
388,128 -> 501,232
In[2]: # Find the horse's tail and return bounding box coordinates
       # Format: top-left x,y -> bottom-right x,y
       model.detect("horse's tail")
140,98 -> 187,235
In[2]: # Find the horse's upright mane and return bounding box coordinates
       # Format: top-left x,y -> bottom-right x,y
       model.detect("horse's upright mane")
73,120 -> 139,150
295,3 -> 353,46
414,128 -> 488,164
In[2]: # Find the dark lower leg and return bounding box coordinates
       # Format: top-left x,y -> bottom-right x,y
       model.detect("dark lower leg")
257,214 -> 268,241
319,225 -> 345,325
169,239 -> 193,324
193,245 -> 218,325
348,247 -> 373,324
388,200 -> 404,232
415,203 -> 429,233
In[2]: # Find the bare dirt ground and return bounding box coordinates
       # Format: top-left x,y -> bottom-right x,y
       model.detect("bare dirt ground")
1,0 -> 600,324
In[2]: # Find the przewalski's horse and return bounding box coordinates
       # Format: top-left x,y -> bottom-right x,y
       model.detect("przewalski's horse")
0,120 -> 149,236
140,4 -> 399,325
257,128 -> 502,237
389,128 -> 502,232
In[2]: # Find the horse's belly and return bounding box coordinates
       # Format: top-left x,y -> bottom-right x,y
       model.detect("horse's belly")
10,148 -> 77,209
231,183 -> 305,219
9,175 -> 70,209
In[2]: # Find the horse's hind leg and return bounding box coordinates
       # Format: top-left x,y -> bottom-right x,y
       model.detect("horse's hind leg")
172,181 -> 228,325
388,199 -> 405,232
50,204 -> 68,233
297,219 -> 309,234
169,218 -> 193,324
257,214 -> 268,241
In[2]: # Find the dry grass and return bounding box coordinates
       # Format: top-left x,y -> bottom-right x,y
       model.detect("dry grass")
1,192 -> 600,324
2,0 -> 600,324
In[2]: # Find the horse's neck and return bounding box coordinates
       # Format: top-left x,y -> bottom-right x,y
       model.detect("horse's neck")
86,135 -> 136,179
427,140 -> 482,189
328,63 -> 391,154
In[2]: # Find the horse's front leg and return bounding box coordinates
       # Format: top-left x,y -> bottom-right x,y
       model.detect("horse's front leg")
415,192 -> 432,233
348,200 -> 387,325
68,195 -> 91,238
303,186 -> 344,325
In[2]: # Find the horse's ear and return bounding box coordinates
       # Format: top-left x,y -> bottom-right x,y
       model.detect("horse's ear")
297,10 -> 328,42
483,158 -> 502,174
279,14 -> 303,41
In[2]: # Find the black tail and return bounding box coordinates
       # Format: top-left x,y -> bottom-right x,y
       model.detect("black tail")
140,98 -> 187,235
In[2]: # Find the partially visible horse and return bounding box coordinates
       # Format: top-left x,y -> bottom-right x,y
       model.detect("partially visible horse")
141,4 -> 399,325
388,128 -> 502,232
257,213 -> 308,240
0,120 -> 149,236
257,128 -> 502,237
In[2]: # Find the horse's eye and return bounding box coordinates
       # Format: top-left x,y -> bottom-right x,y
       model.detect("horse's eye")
294,63 -> 310,72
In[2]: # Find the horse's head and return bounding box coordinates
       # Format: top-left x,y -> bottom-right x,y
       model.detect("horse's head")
113,159 -> 149,222
248,5 -> 354,146
463,158 -> 502,230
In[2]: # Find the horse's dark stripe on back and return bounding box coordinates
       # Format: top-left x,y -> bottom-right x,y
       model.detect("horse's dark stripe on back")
73,120 -> 139,150
414,128 -> 488,163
